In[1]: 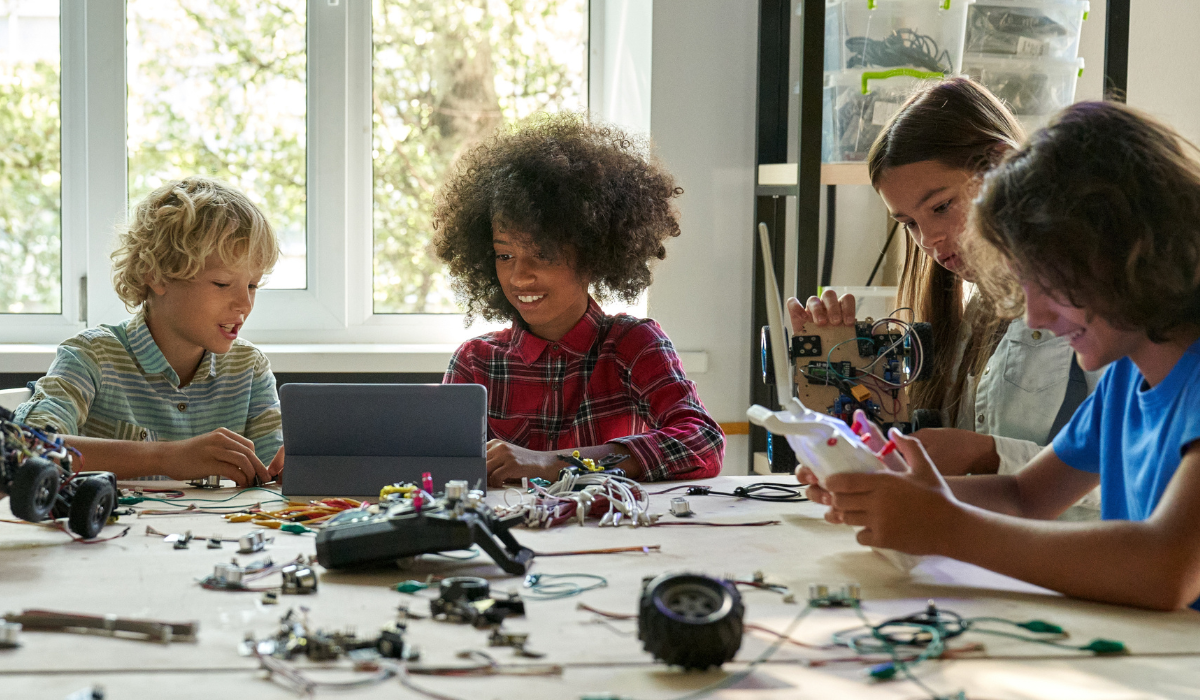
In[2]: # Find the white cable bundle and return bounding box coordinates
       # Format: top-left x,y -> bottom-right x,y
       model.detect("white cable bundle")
499,473 -> 658,528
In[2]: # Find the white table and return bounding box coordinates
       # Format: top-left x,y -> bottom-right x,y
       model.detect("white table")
2,476 -> 1198,700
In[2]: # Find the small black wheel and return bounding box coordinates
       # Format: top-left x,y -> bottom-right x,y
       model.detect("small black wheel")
68,477 -> 116,539
10,456 -> 61,523
638,573 -> 744,670
439,576 -> 490,602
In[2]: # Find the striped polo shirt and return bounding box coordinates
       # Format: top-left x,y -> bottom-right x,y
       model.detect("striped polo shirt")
14,310 -> 283,465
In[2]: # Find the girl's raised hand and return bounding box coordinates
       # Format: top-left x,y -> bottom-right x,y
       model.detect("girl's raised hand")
787,289 -> 856,331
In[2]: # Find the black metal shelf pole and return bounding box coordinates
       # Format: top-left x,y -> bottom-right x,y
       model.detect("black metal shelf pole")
749,0 -> 824,471
1104,0 -> 1130,101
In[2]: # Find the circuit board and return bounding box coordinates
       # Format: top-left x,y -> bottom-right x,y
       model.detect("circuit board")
790,321 -> 915,427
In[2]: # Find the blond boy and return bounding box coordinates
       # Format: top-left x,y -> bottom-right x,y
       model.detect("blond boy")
14,177 -> 284,486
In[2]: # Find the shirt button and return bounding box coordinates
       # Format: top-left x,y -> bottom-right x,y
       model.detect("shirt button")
552,344 -> 560,351
984,366 -> 991,375
1031,330 -> 1042,340
977,414 -> 985,424
178,403 -> 187,412
140,430 -> 148,440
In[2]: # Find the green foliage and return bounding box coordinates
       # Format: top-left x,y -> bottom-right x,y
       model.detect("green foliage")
2,0 -> 584,316
371,0 -> 585,313
0,59 -> 61,314
127,0 -> 308,288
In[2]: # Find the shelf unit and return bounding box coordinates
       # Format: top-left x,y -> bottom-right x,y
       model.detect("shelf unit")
747,0 -> 1131,470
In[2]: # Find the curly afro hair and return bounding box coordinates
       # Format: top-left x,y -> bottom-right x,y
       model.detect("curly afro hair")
432,112 -> 683,323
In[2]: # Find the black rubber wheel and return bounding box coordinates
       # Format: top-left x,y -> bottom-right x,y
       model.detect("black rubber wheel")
638,573 -> 743,670
68,477 -> 116,539
440,576 -> 489,602
10,457 -> 61,523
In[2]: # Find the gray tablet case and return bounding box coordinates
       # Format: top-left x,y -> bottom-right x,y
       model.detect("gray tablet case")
279,383 -> 487,498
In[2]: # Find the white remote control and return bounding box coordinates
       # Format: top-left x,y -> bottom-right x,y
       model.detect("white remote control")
748,222 -> 889,485
747,399 -> 888,485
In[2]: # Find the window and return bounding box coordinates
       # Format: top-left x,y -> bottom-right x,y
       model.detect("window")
6,1 -> 652,344
0,0 -> 61,314
127,0 -> 307,289
371,0 -> 588,314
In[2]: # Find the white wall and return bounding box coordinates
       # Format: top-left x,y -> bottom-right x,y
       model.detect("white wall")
1127,1 -> 1200,144
648,0 -> 759,475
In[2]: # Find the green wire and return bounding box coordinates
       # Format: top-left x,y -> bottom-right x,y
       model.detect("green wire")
119,486 -> 289,508
522,573 -> 607,600
849,602 -> 965,700
825,338 -> 863,379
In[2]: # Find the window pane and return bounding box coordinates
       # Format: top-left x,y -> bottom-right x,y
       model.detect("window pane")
372,0 -> 587,314
127,0 -> 307,289
0,0 -> 61,314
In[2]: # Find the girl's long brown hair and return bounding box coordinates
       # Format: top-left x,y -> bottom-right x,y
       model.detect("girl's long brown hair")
866,78 -> 1024,424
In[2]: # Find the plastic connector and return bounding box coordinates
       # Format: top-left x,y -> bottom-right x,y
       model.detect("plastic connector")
1081,639 -> 1127,655
395,580 -> 429,594
849,384 -> 872,403
1018,620 -> 1064,634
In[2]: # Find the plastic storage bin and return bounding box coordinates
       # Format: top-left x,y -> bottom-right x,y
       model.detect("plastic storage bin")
962,55 -> 1084,131
825,0 -> 974,75
822,68 -> 944,163
964,0 -> 1089,60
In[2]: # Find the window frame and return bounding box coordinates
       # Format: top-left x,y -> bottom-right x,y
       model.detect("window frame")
8,0 -> 644,346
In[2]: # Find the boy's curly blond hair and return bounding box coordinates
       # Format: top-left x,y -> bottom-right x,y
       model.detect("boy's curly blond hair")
111,177 -> 280,310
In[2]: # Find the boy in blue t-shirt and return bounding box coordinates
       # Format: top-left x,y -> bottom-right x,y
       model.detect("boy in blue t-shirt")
800,101 -> 1200,611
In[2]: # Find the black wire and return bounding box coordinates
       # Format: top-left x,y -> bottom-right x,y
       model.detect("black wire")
833,603 -> 968,651
846,29 -> 952,73
682,483 -> 808,503
866,220 -> 900,286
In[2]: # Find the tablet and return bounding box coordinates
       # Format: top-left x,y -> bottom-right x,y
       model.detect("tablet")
279,383 -> 487,498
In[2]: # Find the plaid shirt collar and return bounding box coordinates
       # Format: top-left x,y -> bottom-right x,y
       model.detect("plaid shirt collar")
509,297 -> 606,365
127,308 -> 218,388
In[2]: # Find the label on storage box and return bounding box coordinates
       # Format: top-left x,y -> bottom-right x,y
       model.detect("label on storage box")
1016,36 -> 1046,57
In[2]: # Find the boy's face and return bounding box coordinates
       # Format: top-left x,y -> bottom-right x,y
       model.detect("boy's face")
1022,282 -> 1145,372
492,225 -> 590,342
147,253 -> 263,356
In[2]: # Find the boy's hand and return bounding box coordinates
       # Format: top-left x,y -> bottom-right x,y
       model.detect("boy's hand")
794,410 -> 904,525
267,446 -> 285,482
162,428 -> 271,487
485,439 -> 559,487
787,290 -> 856,330
825,429 -> 960,555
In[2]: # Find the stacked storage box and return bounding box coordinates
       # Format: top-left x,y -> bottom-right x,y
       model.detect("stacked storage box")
823,0 -> 973,163
961,0 -> 1089,132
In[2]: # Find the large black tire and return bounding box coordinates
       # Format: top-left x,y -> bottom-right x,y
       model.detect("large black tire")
68,477 -> 116,539
638,573 -> 744,670
10,456 -> 61,523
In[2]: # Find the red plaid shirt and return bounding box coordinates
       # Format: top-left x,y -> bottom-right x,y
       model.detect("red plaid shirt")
444,299 -> 724,481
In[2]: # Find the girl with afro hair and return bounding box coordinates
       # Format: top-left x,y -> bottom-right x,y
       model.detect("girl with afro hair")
434,113 -> 724,486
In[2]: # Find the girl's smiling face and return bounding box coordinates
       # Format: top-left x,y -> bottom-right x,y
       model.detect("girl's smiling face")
492,224 -> 591,342
876,160 -> 976,280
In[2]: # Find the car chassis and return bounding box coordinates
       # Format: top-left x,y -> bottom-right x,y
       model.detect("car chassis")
0,406 -> 117,539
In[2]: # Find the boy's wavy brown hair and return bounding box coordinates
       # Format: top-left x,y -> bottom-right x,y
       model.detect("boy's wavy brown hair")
432,112 -> 682,323
972,101 -> 1200,343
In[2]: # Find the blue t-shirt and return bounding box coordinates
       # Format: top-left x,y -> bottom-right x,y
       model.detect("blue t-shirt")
1053,338 -> 1200,609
